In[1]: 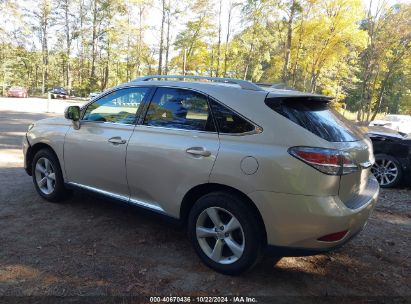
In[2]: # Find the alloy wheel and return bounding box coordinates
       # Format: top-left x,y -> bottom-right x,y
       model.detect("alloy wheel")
371,159 -> 399,186
34,157 -> 56,195
196,207 -> 245,265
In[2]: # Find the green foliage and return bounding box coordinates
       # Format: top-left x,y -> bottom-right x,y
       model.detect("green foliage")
0,0 -> 410,119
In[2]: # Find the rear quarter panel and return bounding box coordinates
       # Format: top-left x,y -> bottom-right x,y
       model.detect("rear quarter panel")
207,91 -> 342,196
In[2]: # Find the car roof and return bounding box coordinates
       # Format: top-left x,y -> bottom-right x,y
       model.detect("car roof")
123,75 -> 332,100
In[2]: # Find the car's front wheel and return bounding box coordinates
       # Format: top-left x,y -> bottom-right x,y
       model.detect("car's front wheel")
188,192 -> 265,275
371,154 -> 403,188
32,149 -> 69,202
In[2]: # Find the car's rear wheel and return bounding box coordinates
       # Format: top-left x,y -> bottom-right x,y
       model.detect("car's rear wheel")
188,192 -> 264,275
32,149 -> 69,202
371,154 -> 403,188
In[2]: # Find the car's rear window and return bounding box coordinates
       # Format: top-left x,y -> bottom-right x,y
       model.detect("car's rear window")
265,97 -> 363,142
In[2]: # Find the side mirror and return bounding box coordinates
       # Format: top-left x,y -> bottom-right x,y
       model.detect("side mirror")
64,106 -> 80,121
64,106 -> 81,130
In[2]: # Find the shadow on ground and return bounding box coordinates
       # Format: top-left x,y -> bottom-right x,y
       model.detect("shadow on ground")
0,164 -> 410,296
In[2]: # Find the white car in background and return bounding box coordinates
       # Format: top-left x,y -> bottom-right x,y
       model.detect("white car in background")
369,115 -> 411,134
89,92 -> 102,99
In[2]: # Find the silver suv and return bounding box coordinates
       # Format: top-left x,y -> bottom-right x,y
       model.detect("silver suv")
23,75 -> 379,275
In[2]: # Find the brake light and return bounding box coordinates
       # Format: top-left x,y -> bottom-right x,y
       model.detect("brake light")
288,147 -> 358,175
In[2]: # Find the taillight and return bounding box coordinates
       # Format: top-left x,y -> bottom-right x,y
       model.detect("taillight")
288,146 -> 358,176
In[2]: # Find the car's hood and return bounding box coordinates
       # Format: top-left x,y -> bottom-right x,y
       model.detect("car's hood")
34,116 -> 71,126
369,120 -> 392,125
366,126 -> 408,140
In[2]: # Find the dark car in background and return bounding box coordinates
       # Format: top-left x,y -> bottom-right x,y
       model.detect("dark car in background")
50,87 -> 68,99
368,127 -> 411,188
7,86 -> 28,98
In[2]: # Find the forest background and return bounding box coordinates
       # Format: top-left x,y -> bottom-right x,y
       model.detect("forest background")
0,0 -> 410,121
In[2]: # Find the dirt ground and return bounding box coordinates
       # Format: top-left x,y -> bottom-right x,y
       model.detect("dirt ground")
0,98 -> 410,299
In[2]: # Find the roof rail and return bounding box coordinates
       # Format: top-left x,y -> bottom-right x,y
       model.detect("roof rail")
256,82 -> 296,90
133,75 -> 264,91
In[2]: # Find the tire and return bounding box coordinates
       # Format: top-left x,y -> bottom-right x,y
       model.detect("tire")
188,192 -> 265,275
371,154 -> 403,188
32,148 -> 69,202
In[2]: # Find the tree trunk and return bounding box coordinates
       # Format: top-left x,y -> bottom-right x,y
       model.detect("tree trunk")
126,8 -> 131,81
102,40 -> 110,90
183,48 -> 187,75
215,0 -> 222,77
371,85 -> 386,122
164,0 -> 171,75
64,0 -> 71,91
136,4 -> 144,76
243,43 -> 253,80
223,1 -> 234,77
281,0 -> 296,84
158,0 -> 166,75
79,0 -> 85,88
292,14 -> 305,87
357,0 -> 375,121
210,46 -> 214,77
370,53 -> 404,121
41,6 -> 49,95
90,0 -> 98,89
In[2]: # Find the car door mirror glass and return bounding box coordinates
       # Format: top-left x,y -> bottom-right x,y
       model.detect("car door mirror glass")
65,106 -> 81,121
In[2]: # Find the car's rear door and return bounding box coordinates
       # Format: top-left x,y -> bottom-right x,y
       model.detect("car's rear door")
64,87 -> 151,198
126,87 -> 220,217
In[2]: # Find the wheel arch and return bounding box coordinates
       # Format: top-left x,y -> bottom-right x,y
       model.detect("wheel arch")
26,142 -> 60,176
180,183 -> 267,244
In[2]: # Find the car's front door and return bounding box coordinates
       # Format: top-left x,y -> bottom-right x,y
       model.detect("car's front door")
64,87 -> 151,198
126,87 -> 220,217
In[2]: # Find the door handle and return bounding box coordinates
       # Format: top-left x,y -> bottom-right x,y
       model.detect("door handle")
186,147 -> 211,157
108,137 -> 127,145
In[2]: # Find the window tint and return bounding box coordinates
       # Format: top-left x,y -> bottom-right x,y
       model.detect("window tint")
144,88 -> 215,132
83,87 -> 148,124
265,97 -> 362,142
209,100 -> 255,134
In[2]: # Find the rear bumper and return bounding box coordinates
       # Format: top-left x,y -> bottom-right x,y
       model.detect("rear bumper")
249,176 -> 379,252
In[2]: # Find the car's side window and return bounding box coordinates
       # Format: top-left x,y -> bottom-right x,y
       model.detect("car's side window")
83,87 -> 149,124
144,88 -> 216,132
209,99 -> 255,134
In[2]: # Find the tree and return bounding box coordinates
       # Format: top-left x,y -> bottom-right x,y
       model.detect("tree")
1,0 -> 410,121
223,1 -> 238,77
158,0 -> 166,75
31,0 -> 53,94
174,0 -> 213,74
281,0 -> 300,84
215,0 -> 222,77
